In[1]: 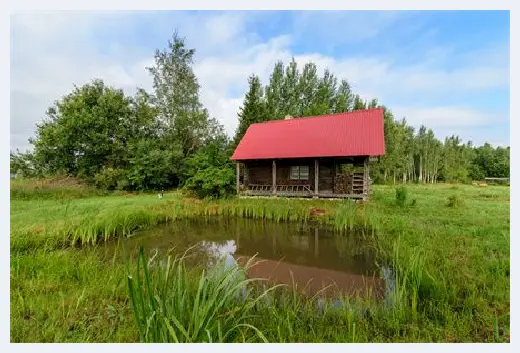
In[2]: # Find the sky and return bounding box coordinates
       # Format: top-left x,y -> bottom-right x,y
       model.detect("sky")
10,10 -> 510,152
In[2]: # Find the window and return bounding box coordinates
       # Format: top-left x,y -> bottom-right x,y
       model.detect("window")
290,165 -> 309,180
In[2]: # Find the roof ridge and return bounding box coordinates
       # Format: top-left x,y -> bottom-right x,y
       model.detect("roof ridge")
250,107 -> 382,126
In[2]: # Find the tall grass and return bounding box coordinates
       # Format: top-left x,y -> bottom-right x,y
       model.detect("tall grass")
12,196 -> 381,251
127,247 -> 279,342
10,176 -> 108,200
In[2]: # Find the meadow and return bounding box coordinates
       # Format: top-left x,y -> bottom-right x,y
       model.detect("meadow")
10,178 -> 510,342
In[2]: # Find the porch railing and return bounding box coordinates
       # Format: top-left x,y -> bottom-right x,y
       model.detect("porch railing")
245,180 -> 312,194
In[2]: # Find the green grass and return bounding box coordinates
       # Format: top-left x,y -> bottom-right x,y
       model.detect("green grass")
10,183 -> 510,342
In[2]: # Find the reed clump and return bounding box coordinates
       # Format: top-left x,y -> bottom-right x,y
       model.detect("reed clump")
127,247 -> 275,343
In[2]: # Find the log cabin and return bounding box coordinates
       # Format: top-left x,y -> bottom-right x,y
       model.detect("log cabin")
231,108 -> 385,200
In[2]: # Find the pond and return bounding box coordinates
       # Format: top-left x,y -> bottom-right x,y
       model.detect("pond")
101,218 -> 390,300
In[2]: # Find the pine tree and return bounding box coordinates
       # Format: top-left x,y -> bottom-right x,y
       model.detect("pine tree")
234,75 -> 267,146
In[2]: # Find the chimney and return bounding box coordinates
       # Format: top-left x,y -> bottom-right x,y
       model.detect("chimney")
284,115 -> 293,120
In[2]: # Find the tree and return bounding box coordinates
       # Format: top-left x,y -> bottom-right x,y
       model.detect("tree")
10,150 -> 36,178
147,31 -> 212,157
233,75 -> 267,146
184,126 -> 235,198
471,143 -> 510,179
265,61 -> 285,120
352,94 -> 366,110
298,63 -> 319,116
126,139 -> 184,191
309,69 -> 337,116
30,79 -> 134,179
281,58 -> 300,117
332,79 -> 354,113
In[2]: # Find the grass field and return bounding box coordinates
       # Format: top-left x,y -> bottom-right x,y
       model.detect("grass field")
10,179 -> 510,342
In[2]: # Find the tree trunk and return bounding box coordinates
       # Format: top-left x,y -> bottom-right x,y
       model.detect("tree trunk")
418,155 -> 423,183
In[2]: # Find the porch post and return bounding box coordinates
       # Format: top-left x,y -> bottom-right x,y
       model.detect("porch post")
236,162 -> 240,195
272,160 -> 277,195
314,159 -> 319,197
367,157 -> 371,196
363,157 -> 369,199
243,164 -> 249,187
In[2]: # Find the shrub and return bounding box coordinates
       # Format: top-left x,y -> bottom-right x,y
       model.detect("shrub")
395,186 -> 408,207
127,140 -> 184,191
94,168 -> 127,190
183,166 -> 235,199
446,195 -> 465,208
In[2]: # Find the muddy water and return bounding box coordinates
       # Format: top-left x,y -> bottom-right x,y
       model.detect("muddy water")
102,218 -> 387,299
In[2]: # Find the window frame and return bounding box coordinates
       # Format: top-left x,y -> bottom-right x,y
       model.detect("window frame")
289,165 -> 310,180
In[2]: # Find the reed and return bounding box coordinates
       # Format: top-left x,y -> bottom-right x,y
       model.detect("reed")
127,247 -> 277,342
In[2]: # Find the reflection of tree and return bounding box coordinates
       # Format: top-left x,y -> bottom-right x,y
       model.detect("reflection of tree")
198,240 -> 237,268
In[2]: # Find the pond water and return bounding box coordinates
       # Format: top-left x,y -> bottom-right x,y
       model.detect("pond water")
101,218 -> 389,300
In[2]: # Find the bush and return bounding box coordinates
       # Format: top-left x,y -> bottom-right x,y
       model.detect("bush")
395,186 -> 408,207
183,166 -> 235,199
94,168 -> 127,190
127,140 -> 184,191
446,195 -> 465,208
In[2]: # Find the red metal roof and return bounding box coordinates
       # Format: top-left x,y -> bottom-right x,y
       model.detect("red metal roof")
231,108 -> 385,160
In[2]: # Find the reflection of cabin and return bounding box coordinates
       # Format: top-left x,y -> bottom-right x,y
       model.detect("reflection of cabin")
231,108 -> 385,199
234,227 -> 384,298
237,256 -> 385,299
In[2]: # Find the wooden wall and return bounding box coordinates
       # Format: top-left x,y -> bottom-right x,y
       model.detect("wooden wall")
241,156 -> 369,194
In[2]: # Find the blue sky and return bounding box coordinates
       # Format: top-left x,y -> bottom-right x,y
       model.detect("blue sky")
10,10 -> 510,151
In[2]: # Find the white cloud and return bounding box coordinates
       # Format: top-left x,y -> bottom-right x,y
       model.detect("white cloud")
10,11 -> 510,153
391,106 -> 502,128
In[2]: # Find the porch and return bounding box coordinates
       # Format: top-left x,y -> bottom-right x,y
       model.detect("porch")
236,156 -> 372,200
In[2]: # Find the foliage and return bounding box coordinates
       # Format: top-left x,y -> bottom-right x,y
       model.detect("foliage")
126,139 -> 184,191
23,31 -> 228,194
146,31 -> 214,157
184,133 -> 236,199
10,150 -> 37,178
470,143 -> 510,180
30,80 -> 137,179
183,166 -> 235,199
127,247 -> 271,343
94,168 -> 128,190
395,186 -> 408,207
233,75 -> 268,146
446,194 -> 465,208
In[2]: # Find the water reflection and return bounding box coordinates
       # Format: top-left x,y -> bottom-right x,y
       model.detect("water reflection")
101,218 -> 388,300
